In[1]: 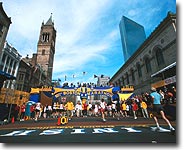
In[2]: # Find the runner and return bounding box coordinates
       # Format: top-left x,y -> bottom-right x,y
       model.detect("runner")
34,102 -> 41,122
112,92 -> 121,120
150,87 -> 175,133
75,101 -> 82,117
65,99 -> 74,120
100,98 -> 107,122
20,103 -> 26,121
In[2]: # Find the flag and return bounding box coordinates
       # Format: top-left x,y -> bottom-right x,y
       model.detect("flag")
94,75 -> 98,78
83,72 -> 86,75
64,75 -> 67,81
58,78 -> 61,82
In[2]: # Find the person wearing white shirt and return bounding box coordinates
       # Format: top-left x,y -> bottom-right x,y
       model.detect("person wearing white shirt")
100,99 -> 107,122
35,102 -> 41,122
75,101 -> 82,117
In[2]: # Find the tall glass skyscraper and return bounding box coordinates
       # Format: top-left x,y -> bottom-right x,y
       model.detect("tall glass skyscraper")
119,16 -> 146,62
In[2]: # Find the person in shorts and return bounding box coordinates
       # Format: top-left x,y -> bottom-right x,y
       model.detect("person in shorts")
100,98 -> 107,122
150,87 -> 175,133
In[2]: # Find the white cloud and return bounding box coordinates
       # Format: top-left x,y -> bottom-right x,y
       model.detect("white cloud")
128,9 -> 137,17
2,0 -> 176,84
53,28 -> 119,74
52,0 -> 116,74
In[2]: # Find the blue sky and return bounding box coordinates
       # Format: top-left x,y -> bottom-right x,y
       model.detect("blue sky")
1,0 -> 176,86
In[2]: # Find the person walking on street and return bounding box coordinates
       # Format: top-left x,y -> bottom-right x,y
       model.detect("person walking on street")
65,99 -> 74,120
112,91 -> 121,120
132,100 -> 138,119
150,87 -> 175,133
20,103 -> 26,121
75,101 -> 82,117
34,102 -> 41,122
121,101 -> 128,117
140,99 -> 149,118
100,98 -> 107,122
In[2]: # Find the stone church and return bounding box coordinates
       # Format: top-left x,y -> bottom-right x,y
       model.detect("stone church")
16,14 -> 57,91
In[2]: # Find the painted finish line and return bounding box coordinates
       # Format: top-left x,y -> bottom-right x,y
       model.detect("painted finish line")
0,126 -> 171,136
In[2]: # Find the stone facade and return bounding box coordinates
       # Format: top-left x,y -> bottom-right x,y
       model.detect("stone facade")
16,55 -> 47,92
0,2 -> 11,55
109,12 -> 176,94
36,15 -> 56,86
15,15 -> 56,92
0,42 -> 21,89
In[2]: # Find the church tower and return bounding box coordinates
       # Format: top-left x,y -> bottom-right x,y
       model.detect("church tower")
36,14 -> 56,85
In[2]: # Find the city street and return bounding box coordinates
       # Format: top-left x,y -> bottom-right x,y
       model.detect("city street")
0,116 -> 176,143
0,0 -> 177,147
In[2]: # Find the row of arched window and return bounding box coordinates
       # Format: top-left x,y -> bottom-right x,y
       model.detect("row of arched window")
41,32 -> 50,42
114,46 -> 165,86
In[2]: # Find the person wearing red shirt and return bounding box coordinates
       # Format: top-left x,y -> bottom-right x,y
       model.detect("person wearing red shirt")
20,103 -> 26,121
132,100 -> 138,119
82,101 -> 88,117
30,104 -> 35,119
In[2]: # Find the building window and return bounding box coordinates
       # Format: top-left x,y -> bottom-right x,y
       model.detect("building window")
137,63 -> 142,77
13,62 -> 17,71
4,66 -> 7,73
10,59 -> 13,67
6,56 -> 10,66
145,57 -> 152,73
0,24 -> 3,31
42,49 -> 45,55
41,32 -> 50,42
2,54 -> 6,63
0,24 -> 3,37
155,48 -> 165,66
1,54 -> 6,70
131,69 -> 135,82
118,79 -> 121,86
18,73 -> 24,81
121,76 -> 125,85
16,84 -> 22,91
126,72 -> 129,84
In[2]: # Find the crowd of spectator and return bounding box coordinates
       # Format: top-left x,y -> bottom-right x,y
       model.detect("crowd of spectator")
11,85 -> 176,123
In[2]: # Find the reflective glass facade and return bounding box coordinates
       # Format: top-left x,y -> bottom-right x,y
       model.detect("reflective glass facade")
119,16 -> 146,62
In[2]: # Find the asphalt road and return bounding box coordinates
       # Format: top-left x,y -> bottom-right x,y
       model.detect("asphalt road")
0,116 -> 176,143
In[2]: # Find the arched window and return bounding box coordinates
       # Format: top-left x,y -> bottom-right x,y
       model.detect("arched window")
145,57 -> 152,73
126,72 -> 129,84
42,49 -> 45,55
131,69 -> 135,82
155,47 -> 165,66
121,76 -> 125,85
137,63 -> 142,78
2,54 -> 6,63
42,32 -> 50,42
118,79 -> 121,86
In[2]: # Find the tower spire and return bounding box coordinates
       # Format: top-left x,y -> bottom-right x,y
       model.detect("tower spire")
45,13 -> 53,25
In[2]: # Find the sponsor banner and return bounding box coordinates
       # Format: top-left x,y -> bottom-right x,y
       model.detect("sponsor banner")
164,75 -> 176,85
151,75 -> 176,88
